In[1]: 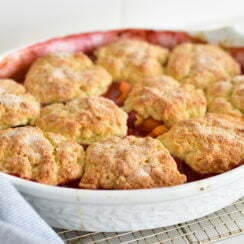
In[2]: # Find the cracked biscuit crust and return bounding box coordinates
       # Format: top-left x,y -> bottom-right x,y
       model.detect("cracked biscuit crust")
96,39 -> 168,84
123,75 -> 207,127
36,96 -> 128,144
166,43 -> 241,89
79,136 -> 186,189
0,127 -> 85,185
24,52 -> 112,104
207,75 -> 244,118
0,79 -> 40,129
159,114 -> 244,174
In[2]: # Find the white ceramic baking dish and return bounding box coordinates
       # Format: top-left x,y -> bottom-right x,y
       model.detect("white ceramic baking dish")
0,26 -> 243,232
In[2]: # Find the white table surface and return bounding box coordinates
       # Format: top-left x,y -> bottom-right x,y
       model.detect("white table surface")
0,0 -> 243,243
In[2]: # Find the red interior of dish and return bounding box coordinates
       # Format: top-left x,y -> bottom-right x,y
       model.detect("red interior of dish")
229,47 -> 244,73
0,29 -> 243,187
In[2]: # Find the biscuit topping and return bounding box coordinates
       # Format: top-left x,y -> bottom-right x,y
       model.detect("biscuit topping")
96,39 -> 168,84
36,96 -> 128,144
124,75 -> 207,127
0,79 -> 40,129
207,75 -> 244,118
166,43 -> 240,89
80,136 -> 186,189
159,114 -> 244,174
0,127 -> 85,185
24,52 -> 112,104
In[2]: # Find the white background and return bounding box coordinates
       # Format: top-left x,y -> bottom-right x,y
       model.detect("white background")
1,0 -> 244,53
0,0 -> 243,243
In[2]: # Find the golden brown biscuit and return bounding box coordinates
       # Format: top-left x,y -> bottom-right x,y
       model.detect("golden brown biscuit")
0,79 -> 40,129
24,52 -> 112,104
123,75 -> 207,127
0,127 -> 84,185
207,75 -> 244,118
36,96 -> 128,144
159,114 -> 244,174
79,136 -> 186,189
96,39 -> 168,84
0,79 -> 26,94
166,43 -> 240,89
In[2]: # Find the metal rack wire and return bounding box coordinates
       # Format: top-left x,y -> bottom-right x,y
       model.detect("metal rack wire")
56,197 -> 244,243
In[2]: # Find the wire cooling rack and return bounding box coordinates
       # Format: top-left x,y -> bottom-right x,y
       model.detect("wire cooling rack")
56,197 -> 244,243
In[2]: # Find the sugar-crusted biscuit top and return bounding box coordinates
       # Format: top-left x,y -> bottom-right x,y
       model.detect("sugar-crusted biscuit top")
159,114 -> 244,174
0,79 -> 40,129
96,39 -> 168,84
36,96 -> 128,145
123,75 -> 207,127
24,52 -> 112,104
79,136 -> 186,189
0,127 -> 85,185
207,75 -> 244,118
166,43 -> 241,89
0,79 -> 26,94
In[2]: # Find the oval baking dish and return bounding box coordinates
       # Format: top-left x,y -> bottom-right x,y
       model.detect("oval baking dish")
0,27 -> 243,232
